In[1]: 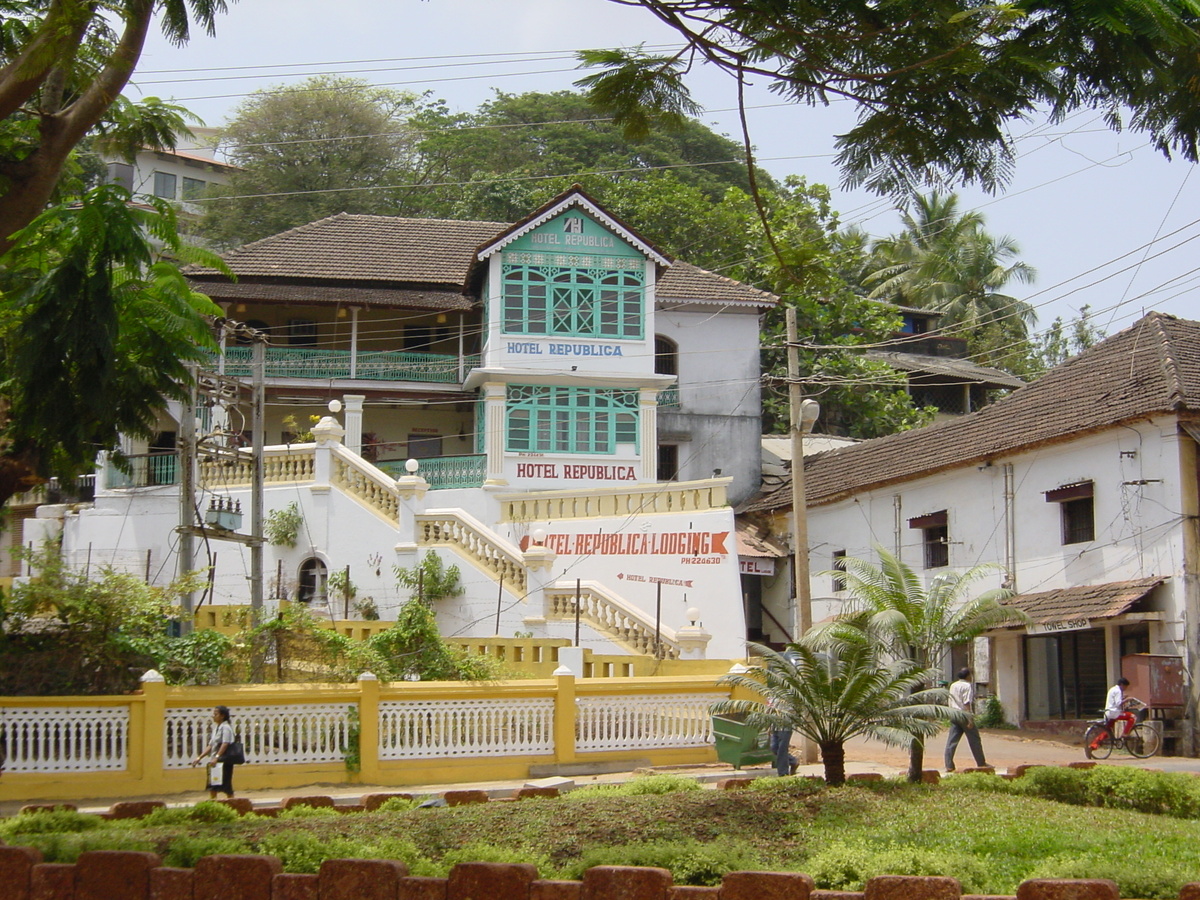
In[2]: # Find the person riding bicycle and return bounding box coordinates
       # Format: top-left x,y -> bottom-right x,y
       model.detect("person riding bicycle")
1087,677 -> 1146,754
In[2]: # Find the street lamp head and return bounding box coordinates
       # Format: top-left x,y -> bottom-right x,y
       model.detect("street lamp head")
405,458 -> 419,474
327,399 -> 342,414
800,398 -> 820,432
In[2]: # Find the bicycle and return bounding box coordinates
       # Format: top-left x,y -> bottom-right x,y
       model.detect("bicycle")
1083,699 -> 1160,759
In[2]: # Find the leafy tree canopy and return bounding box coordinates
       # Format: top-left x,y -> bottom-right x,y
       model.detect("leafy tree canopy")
199,76 -> 432,245
587,1 -> 1200,196
408,89 -> 771,221
748,179 -> 938,438
0,0 -> 231,253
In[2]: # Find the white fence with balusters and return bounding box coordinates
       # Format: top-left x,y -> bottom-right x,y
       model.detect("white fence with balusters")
0,671 -> 732,801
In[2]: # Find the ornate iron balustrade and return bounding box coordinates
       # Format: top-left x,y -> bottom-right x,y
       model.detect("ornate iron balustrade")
658,386 -> 680,407
217,347 -> 480,384
378,454 -> 486,490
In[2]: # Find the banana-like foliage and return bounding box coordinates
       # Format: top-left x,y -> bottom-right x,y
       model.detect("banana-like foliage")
0,184 -> 225,498
715,641 -> 958,784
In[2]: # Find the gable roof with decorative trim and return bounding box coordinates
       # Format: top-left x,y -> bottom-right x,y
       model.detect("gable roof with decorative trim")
745,312 -> 1200,513
472,184 -> 671,268
187,201 -> 777,310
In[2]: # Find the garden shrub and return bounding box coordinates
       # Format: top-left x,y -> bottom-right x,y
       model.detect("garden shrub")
1084,766 -> 1200,818
804,841 -> 990,893
746,775 -> 826,796
376,796 -> 421,813
1010,766 -> 1090,806
562,783 -> 623,801
564,774 -> 699,801
620,774 -> 700,795
941,771 -> 1013,794
15,830 -> 157,863
562,839 -> 761,886
162,835 -> 253,868
1025,853 -> 1187,900
441,842 -> 552,874
357,837 -> 439,876
277,804 -> 342,820
256,832 -> 365,874
141,801 -> 239,827
0,809 -> 107,837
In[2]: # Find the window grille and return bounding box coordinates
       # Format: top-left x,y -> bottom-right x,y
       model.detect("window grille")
506,385 -> 639,454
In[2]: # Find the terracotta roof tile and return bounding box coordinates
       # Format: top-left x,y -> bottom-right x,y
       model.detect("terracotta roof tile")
1000,577 -> 1164,625
188,213 -> 778,308
192,281 -> 472,310
746,312 -> 1200,512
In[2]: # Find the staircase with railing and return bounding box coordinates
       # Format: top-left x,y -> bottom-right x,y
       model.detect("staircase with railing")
415,509 -> 528,593
545,580 -> 682,658
97,438 -> 702,660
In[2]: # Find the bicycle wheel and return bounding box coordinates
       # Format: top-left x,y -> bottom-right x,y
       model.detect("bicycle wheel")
1084,724 -> 1113,759
1126,724 -> 1161,758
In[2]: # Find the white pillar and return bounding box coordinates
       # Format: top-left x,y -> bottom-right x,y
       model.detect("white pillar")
394,459 -> 429,554
344,394 -> 365,456
639,388 -> 658,481
349,307 -> 360,378
311,415 -> 345,488
521,535 -> 557,625
483,381 -> 507,486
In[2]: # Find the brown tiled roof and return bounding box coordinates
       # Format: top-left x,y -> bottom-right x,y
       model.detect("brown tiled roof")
188,212 -> 777,308
746,312 -> 1200,512
192,281 -> 472,311
658,261 -> 777,308
188,213 -> 508,285
1000,577 -> 1164,625
864,350 -> 1026,389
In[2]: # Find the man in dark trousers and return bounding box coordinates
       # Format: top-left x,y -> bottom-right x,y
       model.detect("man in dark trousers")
944,667 -> 988,771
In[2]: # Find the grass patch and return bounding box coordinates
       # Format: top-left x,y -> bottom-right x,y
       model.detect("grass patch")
3,776 -> 1199,896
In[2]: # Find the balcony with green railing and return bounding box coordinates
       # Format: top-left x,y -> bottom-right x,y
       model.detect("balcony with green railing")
658,386 -> 680,408
105,453 -> 180,489
217,347 -> 480,384
377,454 -> 486,490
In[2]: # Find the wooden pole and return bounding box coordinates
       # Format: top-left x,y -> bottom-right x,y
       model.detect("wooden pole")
495,576 -> 503,635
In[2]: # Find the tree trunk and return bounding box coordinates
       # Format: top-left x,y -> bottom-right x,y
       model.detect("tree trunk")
820,740 -> 845,785
907,736 -> 925,782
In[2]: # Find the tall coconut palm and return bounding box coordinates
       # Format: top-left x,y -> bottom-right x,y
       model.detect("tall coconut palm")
806,547 -> 1024,781
714,642 -> 955,785
865,193 -> 1036,338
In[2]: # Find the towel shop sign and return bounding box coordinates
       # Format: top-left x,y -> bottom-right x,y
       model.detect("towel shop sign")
1026,616 -> 1091,635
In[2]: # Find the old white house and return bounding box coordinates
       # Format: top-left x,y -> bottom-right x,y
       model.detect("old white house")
30,187 -> 775,660
744,312 -> 1199,751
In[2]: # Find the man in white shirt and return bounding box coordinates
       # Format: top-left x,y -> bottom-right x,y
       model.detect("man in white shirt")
1104,677 -> 1130,726
944,667 -> 988,772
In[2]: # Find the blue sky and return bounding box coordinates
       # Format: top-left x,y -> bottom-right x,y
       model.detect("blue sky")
134,0 -> 1200,341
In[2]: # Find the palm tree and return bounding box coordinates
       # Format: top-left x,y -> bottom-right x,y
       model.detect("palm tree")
865,193 -> 1036,338
714,642 -> 954,785
806,547 -> 1024,781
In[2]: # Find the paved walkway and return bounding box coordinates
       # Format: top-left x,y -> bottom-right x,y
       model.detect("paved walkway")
3,727 -> 1194,817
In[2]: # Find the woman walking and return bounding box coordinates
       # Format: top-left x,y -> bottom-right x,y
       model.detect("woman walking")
190,706 -> 236,799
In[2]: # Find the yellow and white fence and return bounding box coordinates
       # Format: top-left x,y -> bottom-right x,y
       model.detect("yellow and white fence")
0,670 -> 732,802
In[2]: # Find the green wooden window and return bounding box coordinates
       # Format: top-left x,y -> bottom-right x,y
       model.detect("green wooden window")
502,264 -> 643,338
507,385 -> 639,454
